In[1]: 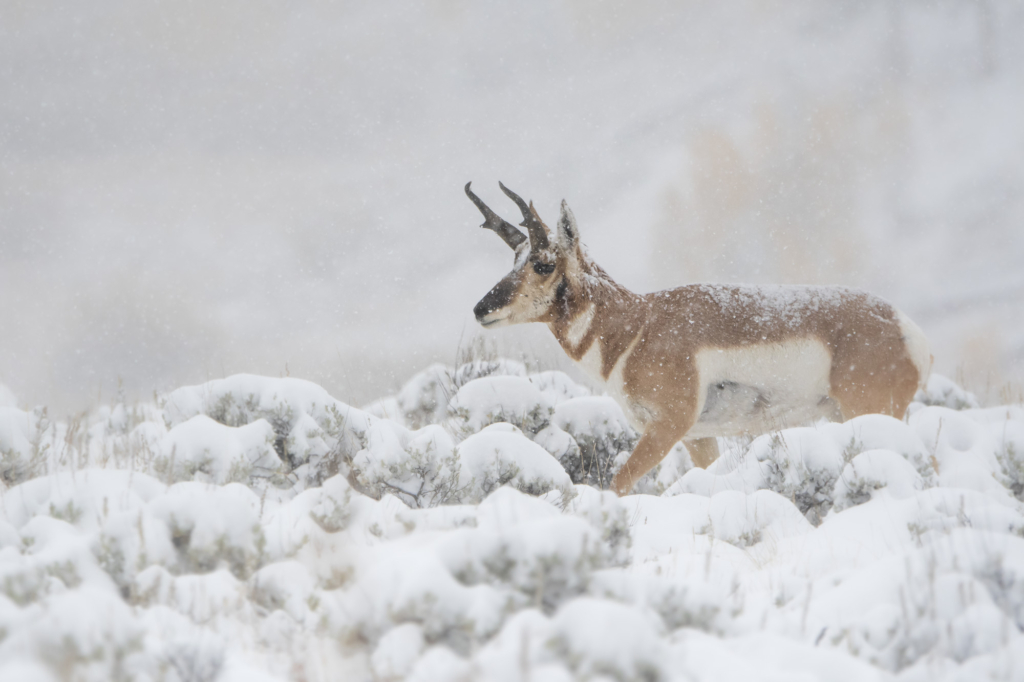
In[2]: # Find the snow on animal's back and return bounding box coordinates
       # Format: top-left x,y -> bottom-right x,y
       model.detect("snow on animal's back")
644,284 -> 897,342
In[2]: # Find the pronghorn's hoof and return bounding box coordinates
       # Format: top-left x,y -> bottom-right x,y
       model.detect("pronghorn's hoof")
610,477 -> 633,497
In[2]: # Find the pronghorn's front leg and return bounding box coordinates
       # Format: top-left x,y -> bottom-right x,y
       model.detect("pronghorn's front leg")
611,421 -> 692,496
684,437 -> 720,470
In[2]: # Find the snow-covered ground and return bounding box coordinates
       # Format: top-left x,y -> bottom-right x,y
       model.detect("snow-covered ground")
2,362 -> 1023,681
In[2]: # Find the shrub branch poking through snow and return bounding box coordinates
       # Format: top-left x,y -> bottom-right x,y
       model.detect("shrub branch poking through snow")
395,363 -> 455,429
352,423 -> 574,508
912,374 -> 981,411
146,482 -> 268,579
446,376 -> 554,440
551,397 -> 638,489
451,357 -> 528,389
749,429 -> 848,525
0,406 -> 50,487
351,424 -> 468,507
993,419 -> 1024,501
832,450 -> 926,512
155,415 -> 284,485
438,488 -> 609,613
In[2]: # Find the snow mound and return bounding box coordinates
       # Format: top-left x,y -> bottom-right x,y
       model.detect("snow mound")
552,396 -> 638,489
545,598 -> 669,680
393,363 -> 452,429
456,424 -> 573,500
450,358 -> 528,387
158,415 -> 284,484
447,375 -> 553,438
162,373 -> 368,484
913,373 -> 982,411
528,370 -> 592,405
832,449 -> 925,512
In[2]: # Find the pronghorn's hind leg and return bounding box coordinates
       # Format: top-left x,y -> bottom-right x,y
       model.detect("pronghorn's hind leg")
684,437 -> 720,469
611,422 -> 689,496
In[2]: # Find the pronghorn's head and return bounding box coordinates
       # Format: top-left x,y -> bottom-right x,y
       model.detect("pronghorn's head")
465,182 -> 583,328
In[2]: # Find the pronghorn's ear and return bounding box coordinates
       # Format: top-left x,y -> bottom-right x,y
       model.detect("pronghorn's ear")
557,200 -> 579,251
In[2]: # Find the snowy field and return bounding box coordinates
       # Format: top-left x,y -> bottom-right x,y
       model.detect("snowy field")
2,361 -> 1023,681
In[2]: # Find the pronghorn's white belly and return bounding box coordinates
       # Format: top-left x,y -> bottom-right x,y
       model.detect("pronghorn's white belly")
686,337 -> 835,438
573,334 -> 836,437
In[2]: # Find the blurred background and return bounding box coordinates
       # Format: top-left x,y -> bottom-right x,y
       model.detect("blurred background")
1,0 -> 1022,414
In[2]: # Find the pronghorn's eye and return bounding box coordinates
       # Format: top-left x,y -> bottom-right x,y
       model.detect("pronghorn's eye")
533,261 -> 555,276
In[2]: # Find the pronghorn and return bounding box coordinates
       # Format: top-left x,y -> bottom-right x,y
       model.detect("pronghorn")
465,182 -> 932,495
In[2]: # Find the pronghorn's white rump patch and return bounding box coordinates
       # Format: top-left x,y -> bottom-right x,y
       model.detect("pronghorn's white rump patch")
895,308 -> 932,389
687,337 -> 835,438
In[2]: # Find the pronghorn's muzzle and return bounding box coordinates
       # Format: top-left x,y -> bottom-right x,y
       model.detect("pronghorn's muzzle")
473,298 -> 492,321
474,277 -> 516,326
473,297 -> 505,326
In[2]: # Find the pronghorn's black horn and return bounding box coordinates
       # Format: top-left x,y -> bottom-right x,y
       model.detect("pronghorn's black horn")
499,181 -> 550,250
465,182 -> 527,250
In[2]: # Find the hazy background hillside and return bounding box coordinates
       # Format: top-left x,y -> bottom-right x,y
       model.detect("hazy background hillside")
2,0 -> 1022,413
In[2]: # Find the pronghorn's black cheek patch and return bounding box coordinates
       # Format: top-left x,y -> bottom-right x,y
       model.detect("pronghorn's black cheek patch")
556,277 -> 569,302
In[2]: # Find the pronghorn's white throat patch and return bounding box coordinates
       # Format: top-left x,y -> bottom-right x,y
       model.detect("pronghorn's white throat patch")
565,303 -> 596,350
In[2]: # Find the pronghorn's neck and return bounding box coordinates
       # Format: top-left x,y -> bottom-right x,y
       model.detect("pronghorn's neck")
548,259 -> 648,381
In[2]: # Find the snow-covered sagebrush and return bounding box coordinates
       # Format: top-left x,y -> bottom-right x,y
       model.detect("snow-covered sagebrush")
1,368 -> 1023,681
